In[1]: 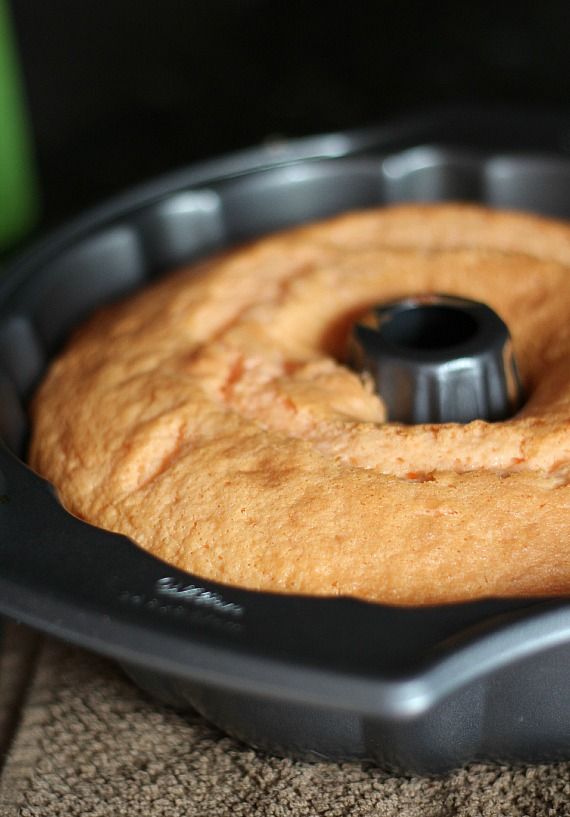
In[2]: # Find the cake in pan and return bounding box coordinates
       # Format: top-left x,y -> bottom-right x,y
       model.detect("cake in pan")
29,204 -> 570,604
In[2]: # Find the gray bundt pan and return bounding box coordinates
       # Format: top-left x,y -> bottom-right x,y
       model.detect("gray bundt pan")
1,107 -> 570,774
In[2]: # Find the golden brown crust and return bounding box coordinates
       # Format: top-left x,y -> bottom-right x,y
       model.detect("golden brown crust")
28,203 -> 570,604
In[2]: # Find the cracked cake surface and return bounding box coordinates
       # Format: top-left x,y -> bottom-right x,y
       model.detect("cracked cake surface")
29,204 -> 570,604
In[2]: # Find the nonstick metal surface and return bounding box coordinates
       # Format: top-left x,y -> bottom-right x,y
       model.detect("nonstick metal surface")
2,109 -> 570,774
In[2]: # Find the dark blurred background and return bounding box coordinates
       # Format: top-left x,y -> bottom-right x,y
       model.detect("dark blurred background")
9,0 -> 570,226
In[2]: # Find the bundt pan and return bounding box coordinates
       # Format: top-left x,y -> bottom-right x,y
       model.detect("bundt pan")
2,107 -> 570,775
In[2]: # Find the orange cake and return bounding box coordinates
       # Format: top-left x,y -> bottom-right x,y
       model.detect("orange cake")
28,204 -> 570,604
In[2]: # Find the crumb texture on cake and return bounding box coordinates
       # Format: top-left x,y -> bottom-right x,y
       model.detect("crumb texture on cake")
29,204 -> 570,604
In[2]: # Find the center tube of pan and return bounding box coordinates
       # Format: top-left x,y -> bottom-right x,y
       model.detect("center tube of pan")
349,294 -> 524,424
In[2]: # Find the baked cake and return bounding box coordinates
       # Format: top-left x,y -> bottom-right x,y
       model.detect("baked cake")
29,204 -> 570,604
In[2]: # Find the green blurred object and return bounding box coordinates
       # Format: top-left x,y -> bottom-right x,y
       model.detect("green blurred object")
0,0 -> 37,249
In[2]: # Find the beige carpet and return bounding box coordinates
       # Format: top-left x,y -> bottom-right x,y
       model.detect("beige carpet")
0,623 -> 569,817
